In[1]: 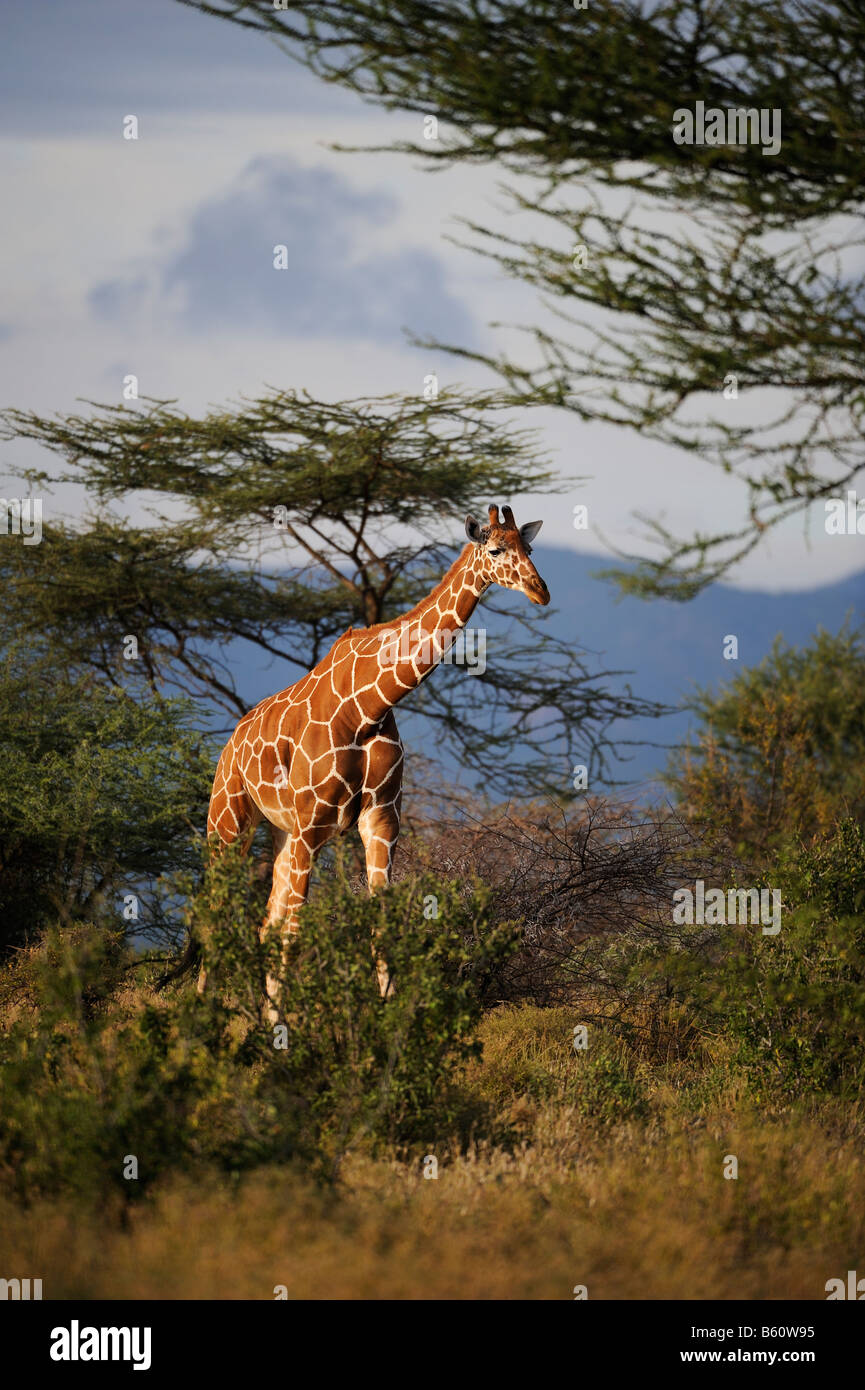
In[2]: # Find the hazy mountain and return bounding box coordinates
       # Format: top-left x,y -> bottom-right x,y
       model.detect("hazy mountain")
533,548 -> 865,787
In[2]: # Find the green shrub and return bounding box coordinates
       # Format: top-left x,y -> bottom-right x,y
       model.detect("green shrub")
0,923 -> 312,1202
470,1005 -> 648,1126
795,817 -> 865,919
658,822 -> 865,1104
192,843 -> 520,1152
0,853 -> 519,1201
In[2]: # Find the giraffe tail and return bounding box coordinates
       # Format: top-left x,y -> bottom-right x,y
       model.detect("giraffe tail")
154,933 -> 201,991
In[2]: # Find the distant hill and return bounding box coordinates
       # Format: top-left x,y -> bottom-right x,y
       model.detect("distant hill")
213,548 -> 865,792
531,548 -> 865,787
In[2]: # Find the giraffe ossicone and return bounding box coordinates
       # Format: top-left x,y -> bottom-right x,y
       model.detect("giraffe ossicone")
205,502 -> 549,1013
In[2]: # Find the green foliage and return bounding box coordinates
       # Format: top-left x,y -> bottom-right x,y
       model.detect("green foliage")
0,389 -> 549,695
795,816 -> 865,919
665,626 -> 865,862
0,642 -> 213,949
636,821 -> 865,1105
0,926 -> 258,1202
569,1048 -> 649,1125
0,921 -> 330,1202
468,1005 -> 648,1126
0,389 -> 657,791
180,1 -> 864,217
0,854 -> 519,1202
180,0 -> 865,593
192,843 -> 520,1148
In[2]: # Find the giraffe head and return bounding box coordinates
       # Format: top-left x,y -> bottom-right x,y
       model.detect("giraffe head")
465,504 -> 550,605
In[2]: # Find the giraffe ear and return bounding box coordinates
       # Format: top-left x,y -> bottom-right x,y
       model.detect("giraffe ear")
465,514 -> 485,544
520,520 -> 543,546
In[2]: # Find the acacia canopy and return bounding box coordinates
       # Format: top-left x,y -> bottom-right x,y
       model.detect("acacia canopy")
178,0 -> 865,596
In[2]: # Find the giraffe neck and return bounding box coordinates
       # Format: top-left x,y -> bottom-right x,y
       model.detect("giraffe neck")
354,544 -> 487,721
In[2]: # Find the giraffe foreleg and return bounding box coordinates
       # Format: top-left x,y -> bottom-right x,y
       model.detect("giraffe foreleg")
261,823 -> 331,1022
358,717 -> 403,999
358,804 -> 401,999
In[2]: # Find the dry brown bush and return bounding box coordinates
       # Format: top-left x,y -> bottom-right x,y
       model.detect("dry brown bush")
388,772 -> 732,1009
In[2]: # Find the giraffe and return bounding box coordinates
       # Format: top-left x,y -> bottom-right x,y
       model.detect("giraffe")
204,504 -> 549,1012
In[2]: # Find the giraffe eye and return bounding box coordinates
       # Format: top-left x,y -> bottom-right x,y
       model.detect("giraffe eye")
489,548 -> 503,556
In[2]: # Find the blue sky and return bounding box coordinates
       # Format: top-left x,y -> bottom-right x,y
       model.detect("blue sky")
1,0 -> 862,591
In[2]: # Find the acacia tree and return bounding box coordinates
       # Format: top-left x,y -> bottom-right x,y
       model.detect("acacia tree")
1,388 -> 663,795
178,0 -> 865,596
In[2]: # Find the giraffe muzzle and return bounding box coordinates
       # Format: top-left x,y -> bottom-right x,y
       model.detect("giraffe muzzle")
526,576 -> 550,605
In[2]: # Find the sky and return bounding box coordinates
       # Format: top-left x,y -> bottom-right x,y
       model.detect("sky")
1,0 -> 862,591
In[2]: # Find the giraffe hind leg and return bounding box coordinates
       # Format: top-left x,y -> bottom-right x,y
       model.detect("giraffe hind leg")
261,822 -> 334,1024
357,711 -> 403,998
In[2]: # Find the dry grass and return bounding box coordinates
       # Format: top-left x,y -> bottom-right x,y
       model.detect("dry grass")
2,1004 -> 863,1300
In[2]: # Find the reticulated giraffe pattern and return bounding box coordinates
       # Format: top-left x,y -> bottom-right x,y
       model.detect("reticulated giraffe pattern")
206,504 -> 549,1003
